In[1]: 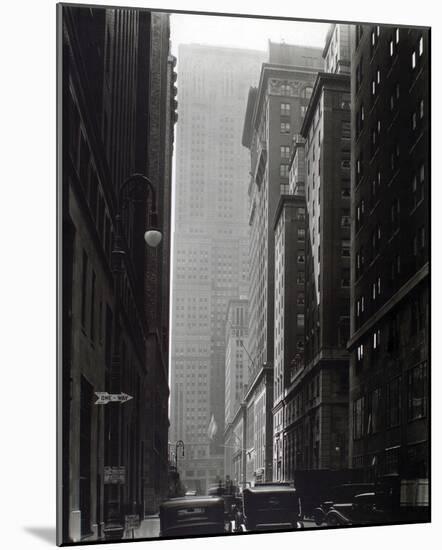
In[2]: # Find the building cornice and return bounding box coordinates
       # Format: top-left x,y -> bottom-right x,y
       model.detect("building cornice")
273,193 -> 305,231
243,363 -> 273,403
347,262 -> 429,350
300,72 -> 350,137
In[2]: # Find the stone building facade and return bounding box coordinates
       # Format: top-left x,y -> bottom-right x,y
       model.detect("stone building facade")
348,24 -> 429,514
59,6 -> 176,543
242,47 -> 323,482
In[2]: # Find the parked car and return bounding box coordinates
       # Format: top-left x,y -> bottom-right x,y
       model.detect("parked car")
312,483 -> 375,526
159,496 -> 226,537
207,483 -> 243,531
238,485 -> 304,532
325,491 -> 392,526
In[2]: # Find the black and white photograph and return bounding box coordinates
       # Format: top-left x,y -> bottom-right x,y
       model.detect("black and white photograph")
56,2 -> 430,546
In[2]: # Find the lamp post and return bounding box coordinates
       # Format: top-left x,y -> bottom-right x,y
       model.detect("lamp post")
175,440 -> 185,472
103,174 -> 162,540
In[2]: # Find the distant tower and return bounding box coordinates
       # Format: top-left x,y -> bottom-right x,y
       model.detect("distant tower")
170,44 -> 264,495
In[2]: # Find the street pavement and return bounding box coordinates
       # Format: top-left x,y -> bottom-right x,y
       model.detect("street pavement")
127,515 -> 160,539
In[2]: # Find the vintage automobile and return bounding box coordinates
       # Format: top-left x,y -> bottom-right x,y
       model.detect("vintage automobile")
325,491 -> 392,527
207,483 -> 243,531
238,485 -> 304,532
312,483 -> 376,526
159,496 -> 226,537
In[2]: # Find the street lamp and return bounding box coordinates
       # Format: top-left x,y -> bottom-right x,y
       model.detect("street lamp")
175,440 -> 185,471
103,173 -> 162,541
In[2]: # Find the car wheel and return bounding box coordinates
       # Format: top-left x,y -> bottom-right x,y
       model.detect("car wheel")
313,511 -> 323,526
327,515 -> 339,527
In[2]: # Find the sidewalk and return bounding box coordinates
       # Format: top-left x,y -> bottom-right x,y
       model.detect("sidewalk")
125,515 -> 160,540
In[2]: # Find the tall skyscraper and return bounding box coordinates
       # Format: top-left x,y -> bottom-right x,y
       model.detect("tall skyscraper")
242,45 -> 323,483
348,24 -> 429,515
273,135 -> 307,481
224,298 -> 249,426
291,25 -> 352,474
170,44 -> 264,494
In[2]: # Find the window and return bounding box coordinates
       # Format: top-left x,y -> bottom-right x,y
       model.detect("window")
297,314 -> 305,328
342,240 -> 350,257
412,50 -> 416,69
373,328 -> 381,350
353,396 -> 365,439
420,99 -> 424,119
390,144 -> 400,173
297,272 -> 305,285
297,293 -> 305,306
419,35 -> 424,56
342,121 -> 351,139
280,145 -> 290,159
341,268 -> 350,287
356,25 -> 364,47
302,86 -> 313,99
280,102 -> 291,116
356,58 -> 364,91
297,228 -> 305,241
412,165 -> 425,207
367,388 -> 381,434
341,209 -> 350,228
296,207 -> 305,220
280,122 -> 291,134
280,164 -> 289,178
297,253 -> 305,264
420,226 -> 425,249
356,246 -> 364,277
356,154 -> 363,184
387,377 -> 401,427
357,343 -> 364,362
395,28 -> 400,44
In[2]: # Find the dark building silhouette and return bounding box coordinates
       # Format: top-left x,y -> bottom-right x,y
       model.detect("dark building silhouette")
348,24 -> 429,513
59,5 -> 176,543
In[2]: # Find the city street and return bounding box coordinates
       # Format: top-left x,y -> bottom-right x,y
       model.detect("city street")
127,513 -> 319,539
129,515 -> 160,539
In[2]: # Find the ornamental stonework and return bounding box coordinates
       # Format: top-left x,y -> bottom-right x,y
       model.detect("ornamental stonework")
268,78 -> 303,97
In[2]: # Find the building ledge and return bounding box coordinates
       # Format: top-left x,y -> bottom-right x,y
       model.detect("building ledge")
347,262 -> 429,350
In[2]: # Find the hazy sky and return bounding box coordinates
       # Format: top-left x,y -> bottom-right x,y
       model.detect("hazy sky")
170,13 -> 331,56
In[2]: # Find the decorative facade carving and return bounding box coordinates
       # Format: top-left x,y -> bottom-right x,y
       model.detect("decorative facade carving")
268,78 -> 303,97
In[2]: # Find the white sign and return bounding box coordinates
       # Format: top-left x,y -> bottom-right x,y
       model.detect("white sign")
94,392 -> 133,404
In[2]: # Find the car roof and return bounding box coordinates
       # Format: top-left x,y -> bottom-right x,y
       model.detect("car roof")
160,496 -> 224,509
244,485 -> 297,494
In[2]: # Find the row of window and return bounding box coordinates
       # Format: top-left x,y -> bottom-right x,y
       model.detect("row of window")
355,164 -> 425,240
353,362 -> 427,440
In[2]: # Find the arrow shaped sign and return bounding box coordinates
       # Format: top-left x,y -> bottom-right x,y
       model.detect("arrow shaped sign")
95,392 -> 133,405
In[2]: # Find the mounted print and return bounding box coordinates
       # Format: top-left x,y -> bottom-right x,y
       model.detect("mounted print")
57,2 -> 431,545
